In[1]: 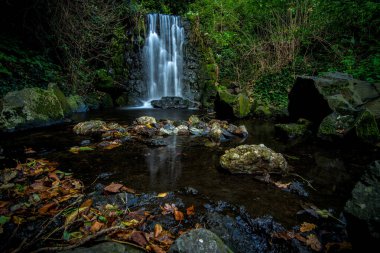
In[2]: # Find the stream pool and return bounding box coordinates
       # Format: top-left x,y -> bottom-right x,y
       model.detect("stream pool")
1,108 -> 378,228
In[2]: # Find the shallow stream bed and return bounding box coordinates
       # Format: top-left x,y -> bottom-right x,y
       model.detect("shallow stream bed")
1,108 -> 379,228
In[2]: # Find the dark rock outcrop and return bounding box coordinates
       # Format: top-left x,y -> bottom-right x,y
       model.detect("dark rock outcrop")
151,96 -> 200,109
345,160 -> 380,250
288,72 -> 380,142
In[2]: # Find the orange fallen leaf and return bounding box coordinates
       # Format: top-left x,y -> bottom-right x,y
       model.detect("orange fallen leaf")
300,222 -> 317,233
186,205 -> 195,216
38,202 -> 57,215
90,221 -> 103,233
104,182 -> 123,193
80,199 -> 93,210
48,172 -> 60,182
130,231 -> 148,247
306,234 -> 322,251
174,210 -> 184,221
154,223 -> 163,238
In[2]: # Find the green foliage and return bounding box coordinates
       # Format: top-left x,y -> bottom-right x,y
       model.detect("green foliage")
0,37 -> 63,96
189,0 -> 380,110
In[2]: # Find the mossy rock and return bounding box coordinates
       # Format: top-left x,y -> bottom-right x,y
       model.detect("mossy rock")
217,88 -> 251,118
275,119 -> 311,139
0,87 -> 64,131
85,91 -> 113,110
48,83 -> 71,116
354,110 -> 380,142
67,95 -> 88,113
318,112 -> 355,138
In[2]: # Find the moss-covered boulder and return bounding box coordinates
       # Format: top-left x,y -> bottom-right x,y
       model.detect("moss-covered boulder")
73,120 -> 107,135
220,144 -> 288,175
0,87 -> 65,131
354,110 -> 380,142
85,91 -> 113,110
67,95 -> 88,113
275,119 -> 312,139
48,83 -> 71,116
215,87 -> 251,118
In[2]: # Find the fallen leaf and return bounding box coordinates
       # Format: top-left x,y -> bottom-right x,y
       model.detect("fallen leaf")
174,210 -> 184,221
186,205 -> 195,216
12,216 -> 25,224
161,203 -> 177,215
306,234 -> 322,251
150,244 -> 166,253
90,221 -> 103,233
122,219 -> 139,227
121,186 -> 136,194
0,201 -> 9,208
48,172 -> 60,182
38,202 -> 57,215
80,199 -> 93,210
300,222 -> 317,233
274,181 -> 291,189
69,146 -> 94,154
0,216 -> 10,225
104,182 -> 123,193
157,192 -> 168,198
130,231 -> 148,247
154,223 -> 163,238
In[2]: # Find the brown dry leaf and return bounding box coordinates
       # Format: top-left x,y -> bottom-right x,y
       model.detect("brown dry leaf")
186,205 -> 195,216
272,231 -> 295,240
102,142 -> 122,150
0,201 -> 9,208
121,186 -> 136,194
38,202 -> 57,215
300,222 -> 317,233
130,231 -> 148,247
174,210 -> 184,221
274,181 -> 291,189
306,234 -> 322,251
150,244 -> 166,253
90,221 -> 103,233
104,182 -> 123,193
294,233 -> 307,243
154,223 -> 163,238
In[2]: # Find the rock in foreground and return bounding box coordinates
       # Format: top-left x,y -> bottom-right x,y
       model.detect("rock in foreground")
168,228 -> 233,253
220,144 -> 288,175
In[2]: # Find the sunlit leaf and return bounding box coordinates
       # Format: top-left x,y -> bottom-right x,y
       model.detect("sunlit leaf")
154,223 -> 163,238
300,222 -> 317,232
157,192 -> 168,198
274,181 -> 291,189
90,221 -> 103,233
98,216 -> 108,223
80,199 -> 93,210
122,219 -> 139,227
186,205 -> 195,216
174,210 -> 184,221
316,209 -> 330,218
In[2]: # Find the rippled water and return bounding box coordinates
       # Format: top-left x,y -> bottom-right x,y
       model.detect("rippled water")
1,108 -> 379,227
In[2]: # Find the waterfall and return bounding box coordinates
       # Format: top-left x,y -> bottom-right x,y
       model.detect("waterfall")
143,14 -> 185,101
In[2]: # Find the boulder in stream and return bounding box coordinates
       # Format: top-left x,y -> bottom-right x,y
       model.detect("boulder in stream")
220,144 -> 288,175
73,120 -> 108,135
168,228 -> 233,253
135,116 -> 156,125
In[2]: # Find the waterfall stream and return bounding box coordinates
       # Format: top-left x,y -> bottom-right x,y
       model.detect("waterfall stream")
143,14 -> 185,102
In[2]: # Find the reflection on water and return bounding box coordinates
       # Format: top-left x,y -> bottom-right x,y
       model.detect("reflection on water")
146,136 -> 182,188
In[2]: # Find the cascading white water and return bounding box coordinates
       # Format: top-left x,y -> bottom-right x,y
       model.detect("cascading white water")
143,14 -> 185,101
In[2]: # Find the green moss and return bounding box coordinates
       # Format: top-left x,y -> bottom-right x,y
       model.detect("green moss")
48,83 -> 71,115
95,69 -> 114,89
318,114 -> 337,136
67,95 -> 88,113
275,123 -> 309,138
355,110 -> 380,142
235,93 -> 251,118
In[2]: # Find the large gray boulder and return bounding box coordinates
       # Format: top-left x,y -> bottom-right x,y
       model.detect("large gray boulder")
220,144 -> 287,175
344,160 -> 380,249
288,72 -> 380,142
0,87 -> 65,131
168,228 -> 233,253
62,242 -> 144,253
